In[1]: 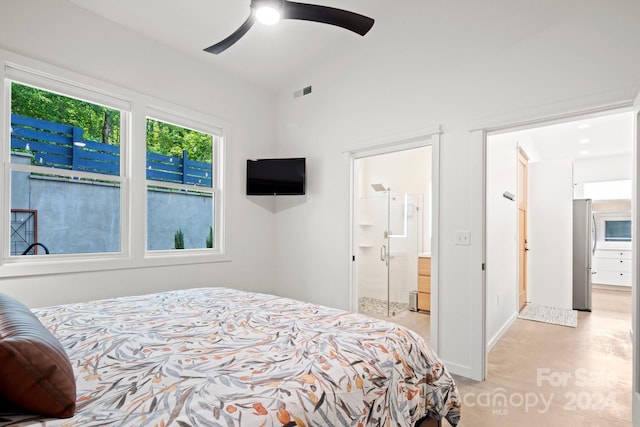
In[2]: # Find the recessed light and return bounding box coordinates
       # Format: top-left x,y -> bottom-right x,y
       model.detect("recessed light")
579,138 -> 590,144
579,150 -> 590,156
577,123 -> 591,129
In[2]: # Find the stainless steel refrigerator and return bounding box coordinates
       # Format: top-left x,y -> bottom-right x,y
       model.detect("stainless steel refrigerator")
573,199 -> 593,311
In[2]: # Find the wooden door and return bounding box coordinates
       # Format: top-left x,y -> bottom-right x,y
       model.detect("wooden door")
518,150 -> 529,310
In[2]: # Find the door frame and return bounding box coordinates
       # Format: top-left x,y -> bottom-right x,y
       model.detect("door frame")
346,126 -> 441,352
631,90 -> 640,425
517,148 -> 529,311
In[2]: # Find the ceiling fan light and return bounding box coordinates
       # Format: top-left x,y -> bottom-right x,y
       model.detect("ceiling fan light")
256,6 -> 281,25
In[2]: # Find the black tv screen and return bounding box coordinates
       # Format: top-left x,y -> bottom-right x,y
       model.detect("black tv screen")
246,158 -> 306,195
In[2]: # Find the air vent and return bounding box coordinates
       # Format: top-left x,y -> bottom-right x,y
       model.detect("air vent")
293,85 -> 312,98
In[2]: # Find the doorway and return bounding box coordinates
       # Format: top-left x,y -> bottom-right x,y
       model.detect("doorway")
485,108 -> 634,364
354,148 -> 430,318
349,131 -> 440,347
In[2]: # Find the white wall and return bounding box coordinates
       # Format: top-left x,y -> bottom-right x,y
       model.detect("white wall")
528,160 -> 574,310
0,0 -> 277,307
358,149 -> 431,196
356,195 -> 390,301
358,147 -> 432,252
273,0 -> 640,378
574,154 -> 632,198
486,135 -> 518,349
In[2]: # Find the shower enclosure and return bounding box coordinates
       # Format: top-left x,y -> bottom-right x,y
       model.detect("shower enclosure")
357,185 -> 420,317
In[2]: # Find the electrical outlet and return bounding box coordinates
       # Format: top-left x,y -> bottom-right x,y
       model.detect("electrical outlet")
455,231 -> 471,245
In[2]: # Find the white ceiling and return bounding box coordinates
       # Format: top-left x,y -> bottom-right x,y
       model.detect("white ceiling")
64,0 -> 636,161
68,0 -> 384,92
492,111 -> 634,163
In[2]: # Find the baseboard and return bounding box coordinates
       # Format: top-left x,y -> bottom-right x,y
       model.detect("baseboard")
442,360 -> 482,381
487,311 -> 518,352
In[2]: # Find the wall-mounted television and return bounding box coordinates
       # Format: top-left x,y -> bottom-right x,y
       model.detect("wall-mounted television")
246,158 -> 306,196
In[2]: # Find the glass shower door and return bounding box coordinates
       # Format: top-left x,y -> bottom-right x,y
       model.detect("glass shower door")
387,192 -> 419,316
357,190 -> 419,318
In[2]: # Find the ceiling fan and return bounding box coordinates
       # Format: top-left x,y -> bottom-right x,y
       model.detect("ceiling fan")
204,0 -> 375,54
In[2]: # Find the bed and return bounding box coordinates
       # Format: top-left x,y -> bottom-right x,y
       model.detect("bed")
0,287 -> 460,426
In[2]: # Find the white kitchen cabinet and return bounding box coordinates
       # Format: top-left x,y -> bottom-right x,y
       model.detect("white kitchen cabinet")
592,249 -> 632,286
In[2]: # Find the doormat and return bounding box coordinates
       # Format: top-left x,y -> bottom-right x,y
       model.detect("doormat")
518,304 -> 578,328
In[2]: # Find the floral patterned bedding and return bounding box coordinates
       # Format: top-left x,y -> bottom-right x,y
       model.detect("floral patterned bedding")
0,288 -> 460,426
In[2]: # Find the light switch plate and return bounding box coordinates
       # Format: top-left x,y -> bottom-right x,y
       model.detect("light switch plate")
455,231 -> 471,245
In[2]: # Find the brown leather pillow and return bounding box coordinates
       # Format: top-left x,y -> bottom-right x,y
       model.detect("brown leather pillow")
0,293 -> 76,418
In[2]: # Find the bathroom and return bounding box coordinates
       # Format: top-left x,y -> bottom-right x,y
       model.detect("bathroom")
353,146 -> 433,319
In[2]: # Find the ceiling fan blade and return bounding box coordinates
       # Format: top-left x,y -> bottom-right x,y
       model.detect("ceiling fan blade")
204,14 -> 256,54
282,1 -> 374,36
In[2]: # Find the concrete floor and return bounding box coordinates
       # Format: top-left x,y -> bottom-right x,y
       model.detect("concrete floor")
366,288 -> 632,426
363,307 -> 432,342
450,287 -> 632,426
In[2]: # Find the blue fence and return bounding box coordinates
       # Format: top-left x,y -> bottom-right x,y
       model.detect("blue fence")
10,114 -> 213,187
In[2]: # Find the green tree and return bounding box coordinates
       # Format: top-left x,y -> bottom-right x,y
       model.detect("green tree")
11,82 -> 213,164
11,83 -> 120,145
146,118 -> 213,163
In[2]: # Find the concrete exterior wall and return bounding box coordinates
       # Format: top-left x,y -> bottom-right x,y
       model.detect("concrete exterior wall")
147,189 -> 213,250
11,153 -> 31,208
12,154 -> 212,253
27,176 -> 121,254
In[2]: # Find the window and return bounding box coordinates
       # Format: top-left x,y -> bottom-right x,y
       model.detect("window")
7,80 -> 126,257
145,113 -> 220,252
2,59 -> 227,276
604,220 -> 632,242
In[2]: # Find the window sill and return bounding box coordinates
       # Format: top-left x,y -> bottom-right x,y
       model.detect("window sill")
0,251 -> 231,278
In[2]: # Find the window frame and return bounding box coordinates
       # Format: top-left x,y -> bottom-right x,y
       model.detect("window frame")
0,54 -> 230,278
144,107 -> 224,255
4,68 -> 131,265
